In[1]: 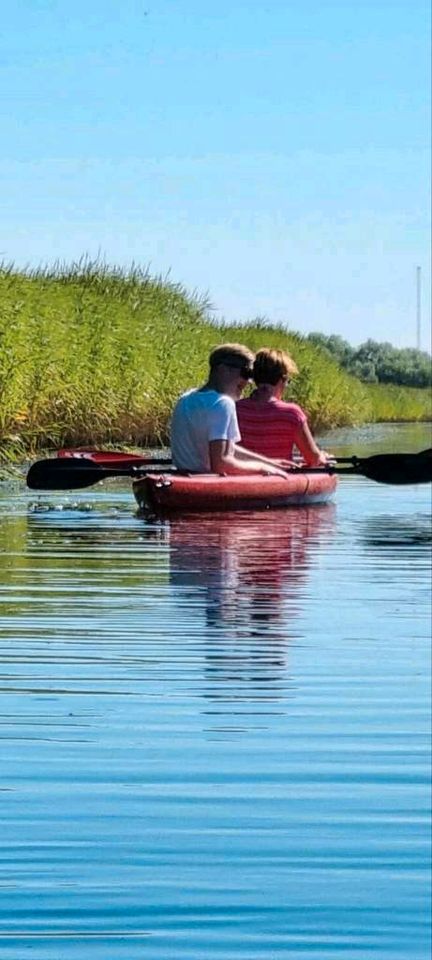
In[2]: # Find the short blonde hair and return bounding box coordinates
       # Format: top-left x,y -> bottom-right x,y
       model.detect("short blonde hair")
209,342 -> 254,370
253,348 -> 299,385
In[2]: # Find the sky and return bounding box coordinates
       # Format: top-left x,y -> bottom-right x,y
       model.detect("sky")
1,0 -> 430,349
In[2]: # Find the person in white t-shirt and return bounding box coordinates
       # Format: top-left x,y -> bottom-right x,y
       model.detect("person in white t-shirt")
170,343 -> 296,477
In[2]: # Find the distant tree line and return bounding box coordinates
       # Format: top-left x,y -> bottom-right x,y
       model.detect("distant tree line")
306,334 -> 432,388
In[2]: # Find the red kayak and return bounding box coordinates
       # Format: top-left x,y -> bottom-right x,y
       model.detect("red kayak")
133,471 -> 337,514
57,449 -> 338,512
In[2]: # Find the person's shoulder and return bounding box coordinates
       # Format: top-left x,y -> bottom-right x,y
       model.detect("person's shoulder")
172,389 -> 198,415
175,388 -> 198,404
197,389 -> 235,410
275,399 -> 307,420
236,392 -> 257,408
215,392 -> 235,408
208,393 -> 236,421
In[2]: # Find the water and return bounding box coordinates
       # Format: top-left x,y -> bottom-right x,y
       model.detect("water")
0,424 -> 431,959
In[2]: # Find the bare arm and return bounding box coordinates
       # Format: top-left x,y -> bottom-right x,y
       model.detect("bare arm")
235,444 -> 298,470
209,440 -> 289,477
294,422 -> 332,466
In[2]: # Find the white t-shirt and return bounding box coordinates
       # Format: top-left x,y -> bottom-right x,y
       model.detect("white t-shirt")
170,388 -> 241,472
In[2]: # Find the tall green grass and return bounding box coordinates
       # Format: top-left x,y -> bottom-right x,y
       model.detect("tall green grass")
364,382 -> 432,423
0,261 -> 430,458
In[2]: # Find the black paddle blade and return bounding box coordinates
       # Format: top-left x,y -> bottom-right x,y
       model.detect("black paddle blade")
354,448 -> 432,485
26,458 -> 135,490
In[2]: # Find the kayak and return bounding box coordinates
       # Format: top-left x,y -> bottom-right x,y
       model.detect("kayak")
55,448 -> 337,511
133,471 -> 338,514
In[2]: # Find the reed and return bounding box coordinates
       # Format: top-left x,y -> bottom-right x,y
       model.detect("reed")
0,261 -> 430,459
364,382 -> 432,423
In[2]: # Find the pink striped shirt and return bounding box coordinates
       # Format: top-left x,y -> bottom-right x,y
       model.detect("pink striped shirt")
236,392 -> 307,460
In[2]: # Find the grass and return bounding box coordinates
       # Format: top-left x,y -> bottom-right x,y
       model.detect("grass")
1,260 -> 430,461
363,382 -> 432,423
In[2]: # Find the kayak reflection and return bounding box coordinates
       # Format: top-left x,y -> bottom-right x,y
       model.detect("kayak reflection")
168,506 -> 336,729
169,505 -> 336,633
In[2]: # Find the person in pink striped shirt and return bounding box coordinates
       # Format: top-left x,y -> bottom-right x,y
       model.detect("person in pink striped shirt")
237,348 -> 332,467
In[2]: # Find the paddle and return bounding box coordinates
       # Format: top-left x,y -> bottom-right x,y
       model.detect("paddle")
26,448 -> 432,490
26,457 -> 176,491
311,448 -> 432,485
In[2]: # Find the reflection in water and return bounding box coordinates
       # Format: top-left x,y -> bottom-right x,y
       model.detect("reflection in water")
169,506 -> 336,630
168,507 -> 336,728
362,513 -> 432,548
359,513 -> 432,592
0,426 -> 430,958
18,503 -> 336,732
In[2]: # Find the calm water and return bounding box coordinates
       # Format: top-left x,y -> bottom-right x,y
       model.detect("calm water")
0,423 -> 431,959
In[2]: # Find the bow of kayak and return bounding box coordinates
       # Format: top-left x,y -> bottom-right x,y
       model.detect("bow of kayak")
133,471 -> 338,514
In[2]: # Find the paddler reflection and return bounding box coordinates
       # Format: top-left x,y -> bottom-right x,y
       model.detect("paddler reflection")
168,506 -> 336,725
169,506 -> 335,629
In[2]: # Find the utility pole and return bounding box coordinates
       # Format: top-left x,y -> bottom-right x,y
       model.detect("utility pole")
416,266 -> 421,351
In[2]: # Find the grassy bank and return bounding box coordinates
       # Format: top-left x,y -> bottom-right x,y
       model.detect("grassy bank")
1,263 -> 430,459
364,382 -> 432,423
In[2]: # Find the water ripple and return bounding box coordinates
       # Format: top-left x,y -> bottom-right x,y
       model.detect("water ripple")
0,432 -> 431,959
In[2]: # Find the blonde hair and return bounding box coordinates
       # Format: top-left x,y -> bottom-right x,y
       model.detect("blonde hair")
209,342 -> 254,370
253,348 -> 299,385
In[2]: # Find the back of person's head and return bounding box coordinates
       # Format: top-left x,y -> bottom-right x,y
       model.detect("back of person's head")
253,348 -> 299,386
209,343 -> 254,371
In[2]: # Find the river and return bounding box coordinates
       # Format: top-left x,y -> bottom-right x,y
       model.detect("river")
0,422 -> 431,959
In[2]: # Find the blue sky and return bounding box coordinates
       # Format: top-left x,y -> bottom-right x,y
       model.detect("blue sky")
2,0 -> 430,347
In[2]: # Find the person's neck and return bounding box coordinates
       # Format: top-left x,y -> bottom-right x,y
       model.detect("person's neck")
255,383 -> 281,400
201,376 -> 221,393
203,373 -> 236,399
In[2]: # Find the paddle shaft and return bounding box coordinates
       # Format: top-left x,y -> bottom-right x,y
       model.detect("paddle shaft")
55,446 -> 432,471
26,447 -> 432,490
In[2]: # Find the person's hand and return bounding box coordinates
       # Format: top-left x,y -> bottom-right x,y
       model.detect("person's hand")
277,458 -> 300,471
315,450 -> 335,466
269,457 -> 300,470
261,466 -> 290,479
